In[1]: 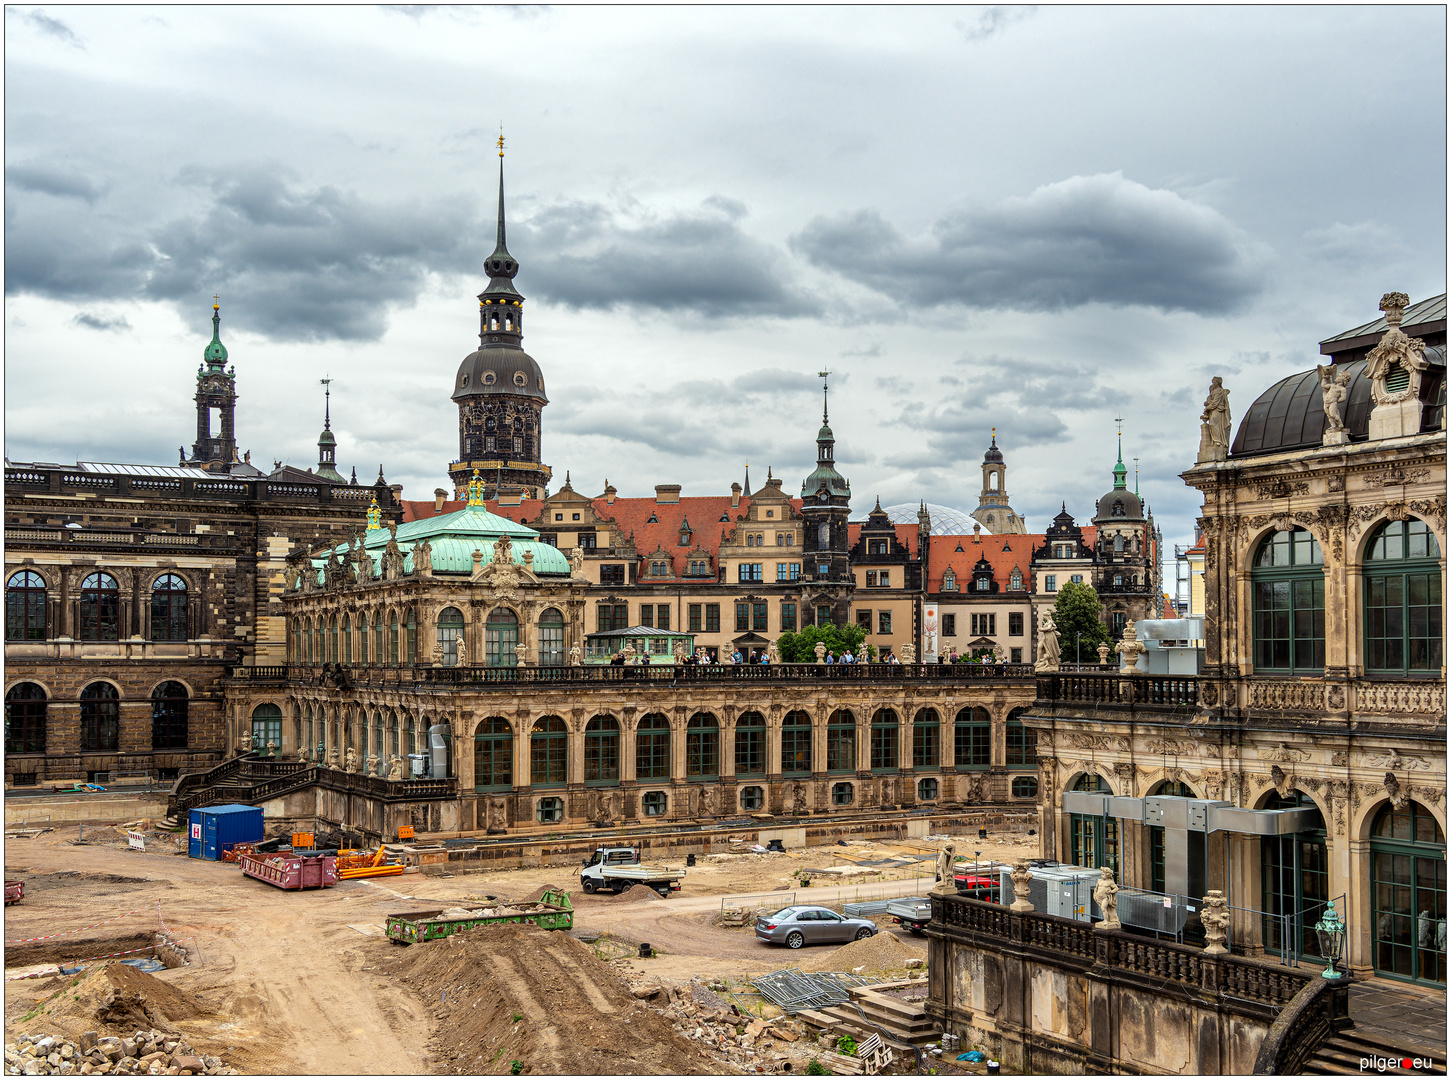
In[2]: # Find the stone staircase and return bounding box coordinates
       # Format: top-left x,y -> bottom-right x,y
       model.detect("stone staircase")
797,984 -> 938,1048
1305,1024 -> 1446,1075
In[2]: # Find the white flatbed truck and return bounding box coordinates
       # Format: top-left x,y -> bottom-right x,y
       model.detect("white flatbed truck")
886,896 -> 933,935
579,846 -> 685,897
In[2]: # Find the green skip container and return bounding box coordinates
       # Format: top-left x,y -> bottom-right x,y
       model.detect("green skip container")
385,889 -> 573,943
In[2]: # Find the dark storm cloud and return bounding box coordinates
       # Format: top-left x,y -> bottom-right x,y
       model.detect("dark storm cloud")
72,311 -> 131,332
6,166 -> 483,342
519,196 -> 821,318
791,172 -> 1267,316
956,6 -> 1036,42
6,163 -> 103,202
15,8 -> 83,48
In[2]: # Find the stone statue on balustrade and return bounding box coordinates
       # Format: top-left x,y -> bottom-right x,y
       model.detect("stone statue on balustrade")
265,739 -> 277,759
345,747 -> 358,773
1096,642 -> 1111,666
901,642 -> 917,664
238,730 -> 252,755
570,644 -> 582,667
1116,619 -> 1146,674
1033,610 -> 1061,673
1009,860 -> 1035,912
328,746 -> 340,769
366,753 -> 380,777
1198,376 -> 1231,462
1200,890 -> 1231,954
767,639 -> 780,664
932,843 -> 957,896
814,642 -> 827,664
515,642 -> 528,668
387,755 -> 405,781
1318,364 -> 1352,446
455,636 -> 468,666
1092,867 -> 1120,930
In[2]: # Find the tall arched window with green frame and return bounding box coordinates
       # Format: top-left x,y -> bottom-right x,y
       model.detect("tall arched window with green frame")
1370,800 -> 1445,987
781,710 -> 812,776
1251,527 -> 1325,673
1364,519 -> 1443,675
1068,773 -> 1118,878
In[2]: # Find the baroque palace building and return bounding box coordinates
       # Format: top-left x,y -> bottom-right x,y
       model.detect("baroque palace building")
3,302 -> 403,785
1031,290 -> 1446,988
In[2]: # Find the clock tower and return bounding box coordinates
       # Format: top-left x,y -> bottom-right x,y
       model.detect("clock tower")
188,299 -> 239,472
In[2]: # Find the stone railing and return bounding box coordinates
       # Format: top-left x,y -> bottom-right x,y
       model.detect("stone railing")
1251,975 -> 1352,1074
1353,680 -> 1445,716
1034,673 -> 1200,710
168,759 -> 456,814
932,894 -> 1312,1010
168,753 -> 255,806
228,662 -> 1038,688
5,465 -> 399,513
1245,680 -> 1325,711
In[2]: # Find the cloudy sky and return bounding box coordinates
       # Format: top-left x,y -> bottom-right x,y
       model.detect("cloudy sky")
6,5 -> 1445,583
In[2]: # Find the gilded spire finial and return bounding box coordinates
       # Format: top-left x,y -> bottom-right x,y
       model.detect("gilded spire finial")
366,495 -> 381,530
497,128 -> 505,158
213,293 -> 220,310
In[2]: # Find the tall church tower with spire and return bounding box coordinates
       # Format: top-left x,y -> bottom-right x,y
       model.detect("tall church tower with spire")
800,372 -> 854,626
315,379 -> 345,483
970,428 -> 1026,534
449,136 -> 552,500
187,299 -> 238,472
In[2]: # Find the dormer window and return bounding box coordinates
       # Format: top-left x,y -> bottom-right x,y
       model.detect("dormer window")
647,512 -> 658,524
943,570 -> 957,591
1009,569 -> 1023,590
650,560 -> 668,576
1112,501 -> 1126,517
977,575 -> 991,591
868,539 -> 888,555
460,374 -> 470,387
679,530 -> 691,547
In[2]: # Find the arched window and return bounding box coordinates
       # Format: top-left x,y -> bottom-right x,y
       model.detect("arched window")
329,616 -> 339,664
912,708 -> 940,770
437,607 -> 465,667
406,609 -> 417,665
388,611 -> 400,667
6,570 -> 47,642
1068,773 -> 1118,877
584,716 -> 620,784
636,712 -> 670,780
1009,569 -> 1023,591
1261,790 -> 1327,959
474,717 -> 513,792
147,573 -> 188,642
781,710 -> 812,776
390,715 -> 399,758
357,613 -> 369,665
1113,535 -> 1124,554
151,681 -> 188,749
406,715 -> 416,758
80,682 -> 120,751
942,570 -> 957,592
342,614 -> 353,665
1365,519 -> 1443,674
954,706 -> 990,769
291,618 -> 300,663
251,703 -> 283,754
531,716 -> 567,786
735,710 -> 766,778
5,683 -> 47,753
870,708 -> 899,772
1251,527 -> 1324,673
1005,709 -> 1037,767
686,713 -> 719,779
538,608 -> 565,666
79,572 -> 120,641
485,608 -> 519,668
304,618 -> 313,664
827,709 -> 856,773
374,614 -> 385,667
1371,801 -> 1446,986
374,713 -> 384,772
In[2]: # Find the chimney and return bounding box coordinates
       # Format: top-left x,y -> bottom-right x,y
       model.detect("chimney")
498,488 -> 523,507
389,484 -> 403,504
433,488 -> 447,513
731,482 -> 742,508
655,484 -> 682,505
604,480 -> 617,506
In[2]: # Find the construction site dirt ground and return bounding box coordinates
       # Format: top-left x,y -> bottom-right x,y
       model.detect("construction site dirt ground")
3,823 -> 1041,1074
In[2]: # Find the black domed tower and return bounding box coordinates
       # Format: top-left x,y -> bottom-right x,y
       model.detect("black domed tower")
449,137 -> 552,500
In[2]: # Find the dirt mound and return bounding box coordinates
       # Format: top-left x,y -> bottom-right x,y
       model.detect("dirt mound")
380,922 -> 716,1074
610,883 -> 666,903
522,882 -> 565,903
795,931 -> 925,975
10,961 -> 207,1042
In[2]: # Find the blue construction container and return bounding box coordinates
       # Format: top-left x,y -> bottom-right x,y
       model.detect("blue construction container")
188,804 -> 264,860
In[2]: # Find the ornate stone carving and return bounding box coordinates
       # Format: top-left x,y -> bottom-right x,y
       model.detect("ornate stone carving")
1330,751 -> 1349,768
1259,742 -> 1311,763
1009,860 -> 1035,912
1198,377 -> 1231,462
1255,479 -> 1310,500
1316,364 -> 1353,445
1092,867 -> 1120,930
387,755 -> 404,781
1200,891 -> 1231,954
1367,749 -> 1431,771
1200,681 -> 1219,707
1033,610 -> 1061,673
1144,737 -> 1197,757
1383,773 -> 1408,809
931,843 -> 958,897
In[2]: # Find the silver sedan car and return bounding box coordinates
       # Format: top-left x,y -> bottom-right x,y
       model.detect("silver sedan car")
755,905 -> 878,949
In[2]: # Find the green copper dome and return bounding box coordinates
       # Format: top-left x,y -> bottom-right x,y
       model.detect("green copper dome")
203,304 -> 228,368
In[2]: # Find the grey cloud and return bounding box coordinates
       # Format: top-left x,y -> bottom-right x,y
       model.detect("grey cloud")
6,163 -> 103,202
520,197 -> 821,318
1303,221 -> 1405,265
791,172 -> 1266,316
17,8 -> 83,47
956,6 -> 1036,42
7,166 -> 482,342
72,311 -> 131,332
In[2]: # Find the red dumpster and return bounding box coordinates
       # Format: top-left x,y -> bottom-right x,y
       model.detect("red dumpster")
5,881 -> 24,905
240,852 -> 336,890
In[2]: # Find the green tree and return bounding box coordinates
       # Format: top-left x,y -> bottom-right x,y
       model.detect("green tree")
775,622 -> 869,662
1053,580 -> 1112,663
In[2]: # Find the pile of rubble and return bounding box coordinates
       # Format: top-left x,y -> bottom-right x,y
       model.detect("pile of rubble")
624,975 -> 840,1074
5,1030 -> 240,1076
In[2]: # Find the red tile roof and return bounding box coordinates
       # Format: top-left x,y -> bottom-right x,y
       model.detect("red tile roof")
927,533 -> 1040,592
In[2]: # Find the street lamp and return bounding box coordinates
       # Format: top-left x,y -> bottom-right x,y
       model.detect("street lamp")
1076,631 -> 1082,666
1314,899 -> 1346,979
